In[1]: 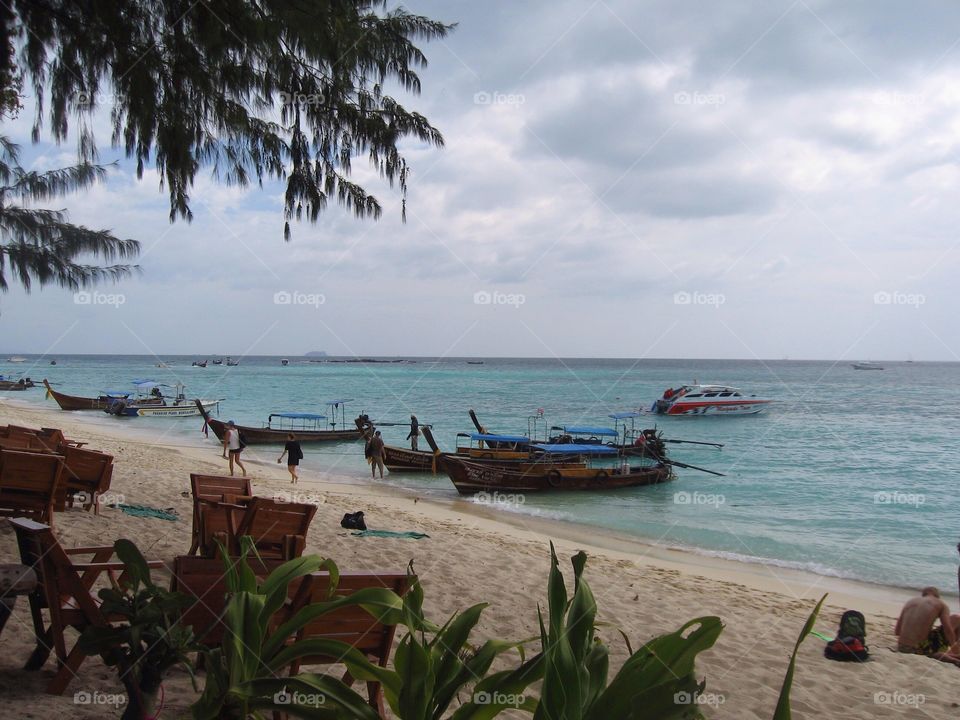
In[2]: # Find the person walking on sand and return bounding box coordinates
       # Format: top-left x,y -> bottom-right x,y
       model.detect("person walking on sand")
368,430 -> 386,479
406,415 -> 419,451
222,420 -> 247,477
278,433 -> 303,483
895,587 -> 960,666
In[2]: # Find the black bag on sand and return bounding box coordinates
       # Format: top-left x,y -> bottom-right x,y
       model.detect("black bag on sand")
341,511 -> 367,530
824,610 -> 869,662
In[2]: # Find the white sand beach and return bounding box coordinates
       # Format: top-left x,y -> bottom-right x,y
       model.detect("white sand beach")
1,399 -> 958,719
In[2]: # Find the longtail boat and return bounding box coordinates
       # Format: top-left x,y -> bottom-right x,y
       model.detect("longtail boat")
197,400 -> 363,444
0,377 -> 35,391
440,450 -> 673,494
43,378 -> 161,410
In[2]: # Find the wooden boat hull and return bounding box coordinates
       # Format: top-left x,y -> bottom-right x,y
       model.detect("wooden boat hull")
0,381 -> 33,391
440,456 -> 673,495
382,444 -> 438,472
43,379 -> 120,409
197,401 -> 362,444
380,444 -> 585,473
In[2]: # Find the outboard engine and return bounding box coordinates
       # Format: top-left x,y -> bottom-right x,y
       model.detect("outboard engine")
106,399 -> 127,416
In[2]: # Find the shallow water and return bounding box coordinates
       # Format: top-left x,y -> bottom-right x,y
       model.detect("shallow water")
9,355 -> 959,593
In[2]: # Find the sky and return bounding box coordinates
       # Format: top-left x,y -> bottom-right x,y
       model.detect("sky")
2,0 -> 960,360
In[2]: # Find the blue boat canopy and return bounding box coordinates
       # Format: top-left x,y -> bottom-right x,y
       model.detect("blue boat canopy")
323,399 -> 353,405
470,433 -> 530,444
270,412 -> 327,420
609,411 -> 644,420
557,425 -> 618,437
532,443 -> 619,455
131,378 -> 160,385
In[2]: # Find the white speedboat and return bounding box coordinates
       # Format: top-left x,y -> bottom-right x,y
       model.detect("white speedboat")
652,384 -> 771,416
851,362 -> 884,370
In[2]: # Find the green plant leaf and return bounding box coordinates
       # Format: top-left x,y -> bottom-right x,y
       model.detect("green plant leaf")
773,594 -> 826,720
114,538 -> 151,590
449,652 -> 546,720
266,638 -> 400,697
239,674 -> 381,719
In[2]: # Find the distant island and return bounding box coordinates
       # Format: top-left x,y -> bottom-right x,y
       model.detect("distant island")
304,351 -> 328,357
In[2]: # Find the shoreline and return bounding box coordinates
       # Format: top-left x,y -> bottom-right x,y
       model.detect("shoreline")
0,394 -> 934,617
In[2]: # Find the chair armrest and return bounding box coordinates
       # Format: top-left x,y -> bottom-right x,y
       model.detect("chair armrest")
72,560 -> 165,571
64,546 -> 116,555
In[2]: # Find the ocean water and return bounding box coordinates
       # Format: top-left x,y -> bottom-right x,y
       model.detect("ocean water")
6,355 -> 959,594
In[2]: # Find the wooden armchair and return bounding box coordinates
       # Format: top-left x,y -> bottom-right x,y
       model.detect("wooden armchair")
170,555 -> 410,718
9,517 -> 165,694
0,450 -> 65,525
234,497 -> 317,560
188,474 -> 253,555
281,570 -> 412,716
59,446 -> 114,514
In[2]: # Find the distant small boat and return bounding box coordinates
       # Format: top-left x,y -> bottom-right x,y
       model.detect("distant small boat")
50,360 -> 56,365
8,357 -> 26,363
192,360 -> 207,368
225,357 -> 239,366
467,361 -> 484,365
852,362 -> 884,370
211,358 -> 223,365
281,359 -> 289,366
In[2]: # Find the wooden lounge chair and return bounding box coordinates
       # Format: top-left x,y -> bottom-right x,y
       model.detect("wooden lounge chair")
9,517 -> 165,694
281,570 -> 412,716
188,474 -> 253,555
0,563 -> 38,638
0,450 -> 65,525
59,446 -> 114,514
233,496 -> 317,560
170,556 -> 410,717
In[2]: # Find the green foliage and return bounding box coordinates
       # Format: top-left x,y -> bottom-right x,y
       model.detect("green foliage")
78,540 -> 198,719
773,594 -> 826,720
0,136 -> 140,296
522,543 -> 722,720
6,0 -> 453,239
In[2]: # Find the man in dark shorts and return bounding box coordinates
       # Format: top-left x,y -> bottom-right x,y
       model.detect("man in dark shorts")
895,587 -> 960,666
278,433 -> 303,483
368,430 -> 386,479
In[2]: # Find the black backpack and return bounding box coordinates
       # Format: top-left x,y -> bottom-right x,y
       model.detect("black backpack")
824,610 -> 869,662
340,511 -> 367,531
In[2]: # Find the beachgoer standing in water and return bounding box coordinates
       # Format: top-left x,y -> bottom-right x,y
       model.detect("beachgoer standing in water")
407,415 -> 419,451
894,587 -> 960,666
278,433 -> 303,483
222,420 -> 247,477
368,430 -> 386,479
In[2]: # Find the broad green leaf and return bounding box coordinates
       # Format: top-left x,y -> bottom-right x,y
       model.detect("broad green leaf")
114,538 -> 151,589
773,594 -> 826,720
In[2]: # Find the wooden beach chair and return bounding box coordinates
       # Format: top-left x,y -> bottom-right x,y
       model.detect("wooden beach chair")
0,450 -> 65,525
170,556 -> 410,717
233,496 -> 317,560
59,446 -> 114,514
9,517 -> 165,694
280,570 -> 412,716
189,474 -> 253,555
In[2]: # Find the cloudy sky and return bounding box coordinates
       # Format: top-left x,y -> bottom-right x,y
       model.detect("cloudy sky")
2,0 -> 960,360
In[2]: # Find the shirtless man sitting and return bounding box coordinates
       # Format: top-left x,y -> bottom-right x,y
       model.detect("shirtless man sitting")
894,587 -> 960,666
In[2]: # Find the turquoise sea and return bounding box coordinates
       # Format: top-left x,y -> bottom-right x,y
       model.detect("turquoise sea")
5,355 -> 959,594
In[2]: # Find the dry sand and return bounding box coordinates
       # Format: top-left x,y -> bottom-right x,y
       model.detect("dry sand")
0,398 -> 958,719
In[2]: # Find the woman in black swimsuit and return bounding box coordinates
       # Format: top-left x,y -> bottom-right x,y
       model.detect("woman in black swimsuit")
277,433 -> 304,483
